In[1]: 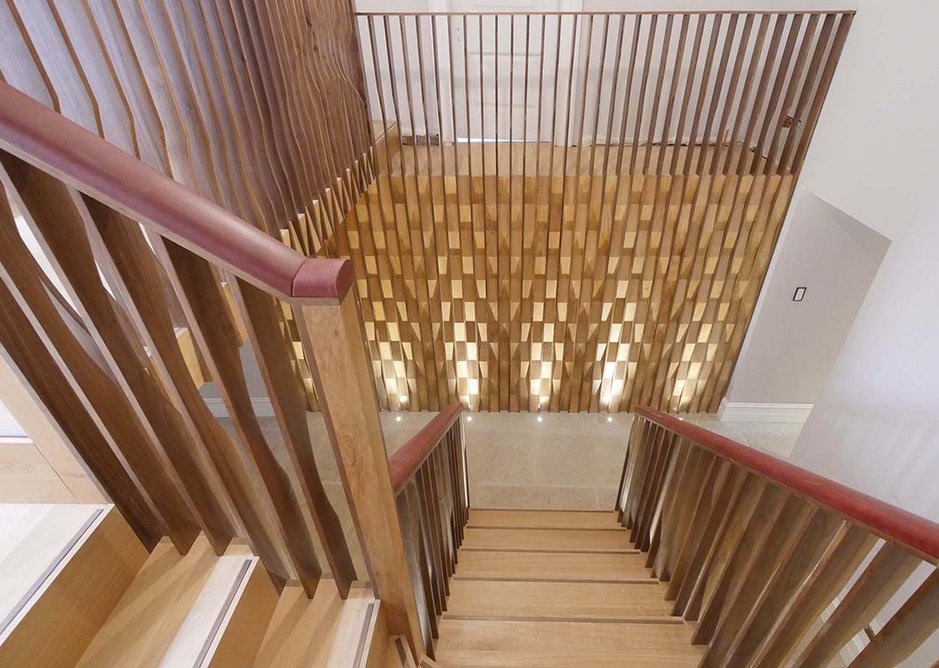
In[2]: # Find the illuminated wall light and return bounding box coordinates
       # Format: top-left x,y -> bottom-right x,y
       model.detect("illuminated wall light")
607,415 -> 613,423
396,415 -> 402,422
466,415 -> 473,422
536,415 -> 543,423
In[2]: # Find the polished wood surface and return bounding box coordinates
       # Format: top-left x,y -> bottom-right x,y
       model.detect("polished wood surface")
436,506 -> 700,666
0,506 -> 147,667
620,410 -> 939,666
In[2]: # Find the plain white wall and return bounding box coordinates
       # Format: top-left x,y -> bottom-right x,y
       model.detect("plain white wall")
726,191 -> 888,404
748,2 -> 939,663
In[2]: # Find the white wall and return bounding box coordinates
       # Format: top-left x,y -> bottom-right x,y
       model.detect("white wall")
726,191 -> 888,405
739,2 -> 939,663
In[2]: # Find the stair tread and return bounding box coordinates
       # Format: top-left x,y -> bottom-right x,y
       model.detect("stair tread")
446,579 -> 673,620
253,581 -> 377,667
78,536 -> 219,666
454,549 -> 652,581
435,619 -> 703,667
462,527 -> 636,553
467,509 -> 620,530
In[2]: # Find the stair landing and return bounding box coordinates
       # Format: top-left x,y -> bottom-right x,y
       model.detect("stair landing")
436,509 -> 703,666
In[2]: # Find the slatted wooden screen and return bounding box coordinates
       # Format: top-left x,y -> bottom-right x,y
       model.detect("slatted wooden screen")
340,11 -> 852,413
0,1 -> 373,593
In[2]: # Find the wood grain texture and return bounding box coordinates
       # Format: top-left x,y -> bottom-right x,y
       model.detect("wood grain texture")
462,527 -> 636,553
330,11 -> 852,414
446,579 -> 672,620
0,506 -> 147,667
454,549 -> 652,582
435,618 -> 703,667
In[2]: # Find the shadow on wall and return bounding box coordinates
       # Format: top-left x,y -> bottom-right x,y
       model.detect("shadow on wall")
725,190 -> 890,409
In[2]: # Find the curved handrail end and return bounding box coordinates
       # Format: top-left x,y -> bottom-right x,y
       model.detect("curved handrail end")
291,257 -> 356,302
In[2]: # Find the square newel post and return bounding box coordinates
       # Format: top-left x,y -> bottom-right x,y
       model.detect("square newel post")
292,259 -> 424,657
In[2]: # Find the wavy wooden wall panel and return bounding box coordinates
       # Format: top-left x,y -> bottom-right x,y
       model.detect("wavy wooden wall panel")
337,11 -> 851,413
0,0 -> 370,249
0,1 -> 369,588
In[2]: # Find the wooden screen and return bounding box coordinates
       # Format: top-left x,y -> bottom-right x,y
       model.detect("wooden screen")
336,11 -> 852,413
0,0 -> 371,252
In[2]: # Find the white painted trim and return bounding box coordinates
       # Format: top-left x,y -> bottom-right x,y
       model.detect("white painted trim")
717,398 -> 813,423
204,397 -> 274,419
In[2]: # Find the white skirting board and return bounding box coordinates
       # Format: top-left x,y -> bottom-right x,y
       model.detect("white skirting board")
717,398 -> 813,423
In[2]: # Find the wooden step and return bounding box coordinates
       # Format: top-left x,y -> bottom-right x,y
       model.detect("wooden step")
435,618 -> 704,667
454,549 -> 652,582
79,536 -> 277,667
0,504 -> 146,666
461,527 -> 636,553
467,509 -> 621,530
253,580 -> 378,667
445,579 -> 673,621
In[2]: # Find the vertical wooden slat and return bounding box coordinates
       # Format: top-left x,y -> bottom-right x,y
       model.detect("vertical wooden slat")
754,523 -> 878,668
794,542 -> 922,668
849,568 -> 939,668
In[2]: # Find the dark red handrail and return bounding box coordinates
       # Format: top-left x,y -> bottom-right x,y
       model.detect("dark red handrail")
0,82 -> 353,303
637,406 -> 939,563
389,403 -> 463,495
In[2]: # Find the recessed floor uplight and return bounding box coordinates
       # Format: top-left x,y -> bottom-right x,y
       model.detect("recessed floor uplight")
607,416 -> 613,423
466,415 -> 473,422
536,415 -> 543,423
396,415 -> 402,422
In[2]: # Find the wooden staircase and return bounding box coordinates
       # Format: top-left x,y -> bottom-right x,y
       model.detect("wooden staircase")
435,509 -> 703,666
0,504 -> 388,667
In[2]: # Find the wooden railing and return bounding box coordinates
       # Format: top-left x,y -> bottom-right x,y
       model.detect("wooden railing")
388,403 -> 469,658
0,81 -> 424,655
618,407 -> 939,667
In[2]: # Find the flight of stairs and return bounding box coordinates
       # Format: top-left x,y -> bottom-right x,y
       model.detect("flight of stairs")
0,504 -> 383,667
435,508 -> 705,666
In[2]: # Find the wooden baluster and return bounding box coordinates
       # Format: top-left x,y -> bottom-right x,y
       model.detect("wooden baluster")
665,456 -> 723,600
634,430 -> 677,550
0,166 -> 198,552
849,568 -> 939,667
155,237 -> 315,589
629,424 -> 664,543
693,484 -> 788,644
232,279 -> 357,595
794,542 -> 921,668
615,415 -> 642,516
700,495 -> 813,666
83,200 -> 289,577
295,285 -> 424,655
673,465 -> 749,616
427,452 -> 453,591
398,483 -> 436,647
647,439 -> 690,570
683,475 -> 766,621
754,524 -> 877,668
723,509 -> 843,666
421,465 -> 449,605
416,466 -> 444,617
656,447 -> 712,581
434,446 -> 457,574
622,421 -> 658,529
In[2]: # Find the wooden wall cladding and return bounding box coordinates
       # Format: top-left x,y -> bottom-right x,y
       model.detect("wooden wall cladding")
333,11 -> 852,413
0,1 -> 371,588
0,0 -> 371,253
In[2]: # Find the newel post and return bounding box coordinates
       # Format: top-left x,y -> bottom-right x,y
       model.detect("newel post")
293,276 -> 424,656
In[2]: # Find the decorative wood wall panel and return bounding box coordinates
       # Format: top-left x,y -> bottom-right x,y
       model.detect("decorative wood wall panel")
336,11 -> 852,413
0,1 -> 371,587
0,0 -> 371,250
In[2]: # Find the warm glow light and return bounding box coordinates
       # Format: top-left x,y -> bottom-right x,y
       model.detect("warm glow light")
466,415 -> 473,422
536,415 -> 543,423
607,416 -> 613,423
396,415 -> 402,422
